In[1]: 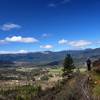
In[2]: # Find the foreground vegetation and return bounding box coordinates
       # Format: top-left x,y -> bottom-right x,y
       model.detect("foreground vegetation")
0,85 -> 41,100
90,71 -> 100,97
0,55 -> 100,100
0,67 -> 100,100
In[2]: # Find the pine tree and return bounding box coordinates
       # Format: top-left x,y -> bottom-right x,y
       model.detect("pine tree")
63,54 -> 75,74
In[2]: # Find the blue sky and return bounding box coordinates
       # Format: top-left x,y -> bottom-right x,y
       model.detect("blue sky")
0,0 -> 100,53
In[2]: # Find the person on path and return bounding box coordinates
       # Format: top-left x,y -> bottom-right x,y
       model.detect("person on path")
86,58 -> 92,71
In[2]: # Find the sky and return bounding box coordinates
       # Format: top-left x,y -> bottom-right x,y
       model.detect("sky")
0,0 -> 100,53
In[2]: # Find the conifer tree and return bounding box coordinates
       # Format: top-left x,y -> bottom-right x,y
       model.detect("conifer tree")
63,54 -> 75,74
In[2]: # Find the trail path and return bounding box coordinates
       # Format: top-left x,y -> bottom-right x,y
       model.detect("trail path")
77,73 -> 93,100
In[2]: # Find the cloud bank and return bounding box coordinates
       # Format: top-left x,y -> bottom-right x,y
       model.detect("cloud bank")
40,45 -> 53,49
58,39 -> 92,48
0,23 -> 21,31
0,50 -> 28,54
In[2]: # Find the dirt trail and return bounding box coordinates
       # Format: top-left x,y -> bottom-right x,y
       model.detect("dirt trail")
76,73 -> 93,100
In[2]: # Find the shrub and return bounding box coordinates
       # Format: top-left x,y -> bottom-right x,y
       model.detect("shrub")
41,75 -> 49,81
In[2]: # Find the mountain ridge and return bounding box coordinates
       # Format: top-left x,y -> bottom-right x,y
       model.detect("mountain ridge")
0,48 -> 100,67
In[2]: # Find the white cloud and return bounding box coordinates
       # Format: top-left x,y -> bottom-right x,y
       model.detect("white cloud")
0,23 -> 21,31
40,45 -> 53,49
0,50 -> 28,54
68,40 -> 92,48
58,39 -> 92,48
5,36 -> 38,43
0,36 -> 38,44
58,39 -> 68,44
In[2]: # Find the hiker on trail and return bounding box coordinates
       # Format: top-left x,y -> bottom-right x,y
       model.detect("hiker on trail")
86,58 -> 92,71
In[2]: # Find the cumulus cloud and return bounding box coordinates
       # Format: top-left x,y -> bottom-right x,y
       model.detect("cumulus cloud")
0,36 -> 38,43
40,45 -> 53,49
5,36 -> 38,43
58,39 -> 68,44
69,40 -> 92,48
0,23 -> 21,31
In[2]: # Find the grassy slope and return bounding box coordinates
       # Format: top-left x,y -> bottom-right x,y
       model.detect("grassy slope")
90,71 -> 100,96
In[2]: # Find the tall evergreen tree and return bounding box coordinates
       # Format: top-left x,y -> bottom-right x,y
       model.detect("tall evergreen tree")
63,54 -> 75,74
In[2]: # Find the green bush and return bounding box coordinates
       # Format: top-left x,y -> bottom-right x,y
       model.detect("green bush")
41,75 -> 49,81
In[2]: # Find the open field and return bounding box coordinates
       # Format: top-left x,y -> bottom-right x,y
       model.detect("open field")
0,67 -> 62,90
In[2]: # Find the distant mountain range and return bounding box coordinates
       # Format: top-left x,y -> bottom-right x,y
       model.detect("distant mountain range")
0,48 -> 100,67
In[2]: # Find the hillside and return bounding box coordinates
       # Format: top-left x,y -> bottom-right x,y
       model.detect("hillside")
0,48 -> 100,66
